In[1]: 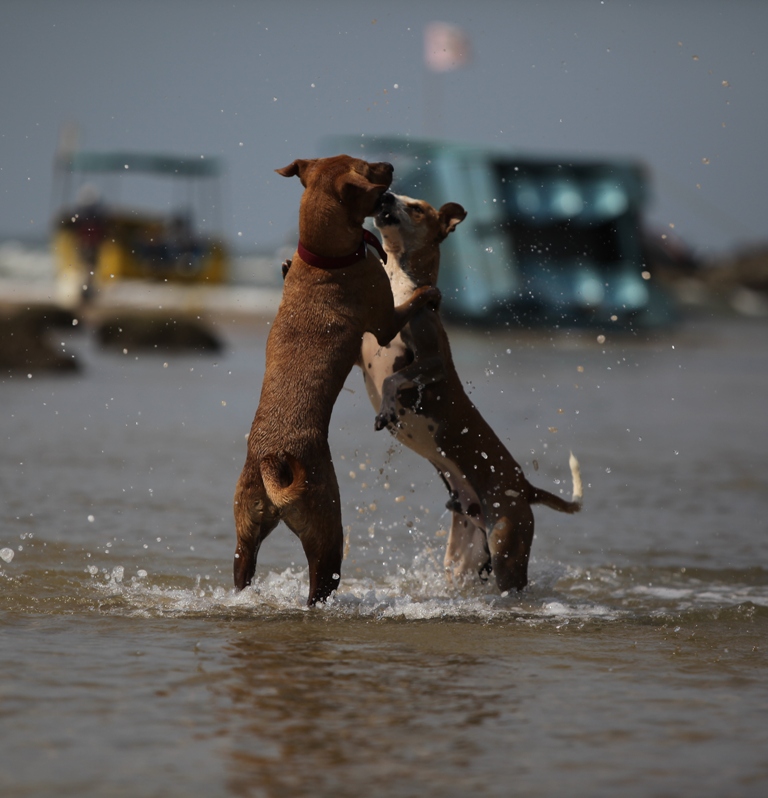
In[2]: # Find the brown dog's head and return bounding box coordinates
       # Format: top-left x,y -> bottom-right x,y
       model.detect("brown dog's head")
276,155 -> 394,228
374,192 -> 466,286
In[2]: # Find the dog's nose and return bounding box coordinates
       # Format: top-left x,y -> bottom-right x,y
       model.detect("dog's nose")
381,162 -> 394,174
380,191 -> 395,206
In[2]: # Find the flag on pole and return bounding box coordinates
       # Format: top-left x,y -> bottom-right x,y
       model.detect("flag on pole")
424,22 -> 470,72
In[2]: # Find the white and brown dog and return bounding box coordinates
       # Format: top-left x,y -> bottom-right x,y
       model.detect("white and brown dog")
360,192 -> 582,593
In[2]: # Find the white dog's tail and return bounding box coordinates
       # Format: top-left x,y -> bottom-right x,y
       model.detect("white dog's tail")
527,450 -> 583,513
569,451 -> 583,505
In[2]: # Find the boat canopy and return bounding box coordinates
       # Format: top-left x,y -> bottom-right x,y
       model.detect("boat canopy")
56,151 -> 222,178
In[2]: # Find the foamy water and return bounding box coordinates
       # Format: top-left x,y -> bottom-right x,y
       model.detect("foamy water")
7,542 -> 766,624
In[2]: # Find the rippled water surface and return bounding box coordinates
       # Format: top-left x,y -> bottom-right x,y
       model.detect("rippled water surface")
2,313 -> 767,797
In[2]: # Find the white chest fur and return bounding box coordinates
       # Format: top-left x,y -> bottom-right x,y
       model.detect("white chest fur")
386,259 -> 417,305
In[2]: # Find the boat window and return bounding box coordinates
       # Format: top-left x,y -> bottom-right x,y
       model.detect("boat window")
500,166 -> 631,226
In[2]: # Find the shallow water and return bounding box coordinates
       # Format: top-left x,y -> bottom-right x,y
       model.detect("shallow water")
2,312 -> 767,797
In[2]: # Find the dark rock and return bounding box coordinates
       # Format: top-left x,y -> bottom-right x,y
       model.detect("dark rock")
704,247 -> 768,294
0,304 -> 80,374
95,311 -> 224,353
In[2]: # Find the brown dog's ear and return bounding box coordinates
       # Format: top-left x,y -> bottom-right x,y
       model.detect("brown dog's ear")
337,169 -> 384,195
336,170 -> 389,209
438,202 -> 467,238
275,159 -> 314,187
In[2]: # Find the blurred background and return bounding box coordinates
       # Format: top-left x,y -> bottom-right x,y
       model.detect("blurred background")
1,3 -> 765,236
1,0 -> 768,331
2,0 -> 766,249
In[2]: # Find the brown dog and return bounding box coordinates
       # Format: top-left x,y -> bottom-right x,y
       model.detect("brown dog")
233,158 -> 439,605
360,192 -> 582,593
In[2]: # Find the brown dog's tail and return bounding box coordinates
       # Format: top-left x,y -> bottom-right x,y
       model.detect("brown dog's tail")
527,451 -> 583,514
260,452 -> 307,508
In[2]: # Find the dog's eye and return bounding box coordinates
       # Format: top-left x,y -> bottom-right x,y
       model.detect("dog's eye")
408,205 -> 424,216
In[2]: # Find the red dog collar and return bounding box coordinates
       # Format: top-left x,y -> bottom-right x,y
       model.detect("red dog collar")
297,229 -> 387,269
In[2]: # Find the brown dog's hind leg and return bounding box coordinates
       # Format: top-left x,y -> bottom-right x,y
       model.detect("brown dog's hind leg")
233,479 -> 279,591
302,532 -> 343,606
282,483 -> 345,606
487,506 -> 535,593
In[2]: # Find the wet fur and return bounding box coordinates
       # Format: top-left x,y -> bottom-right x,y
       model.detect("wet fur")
361,192 -> 582,592
233,159 -> 439,605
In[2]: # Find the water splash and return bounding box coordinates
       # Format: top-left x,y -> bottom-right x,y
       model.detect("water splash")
5,537 -> 767,625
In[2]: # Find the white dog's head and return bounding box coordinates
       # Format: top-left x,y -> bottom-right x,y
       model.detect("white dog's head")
373,192 -> 466,286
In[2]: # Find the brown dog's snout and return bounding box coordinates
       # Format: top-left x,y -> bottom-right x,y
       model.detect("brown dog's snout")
369,161 -> 394,185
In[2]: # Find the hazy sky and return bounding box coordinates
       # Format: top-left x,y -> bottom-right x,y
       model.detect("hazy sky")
2,0 -> 766,257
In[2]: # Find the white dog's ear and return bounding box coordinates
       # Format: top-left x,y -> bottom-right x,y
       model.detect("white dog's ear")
275,159 -> 314,187
438,202 -> 467,237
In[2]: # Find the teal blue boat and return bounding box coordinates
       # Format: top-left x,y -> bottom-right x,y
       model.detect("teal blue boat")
323,136 -> 675,328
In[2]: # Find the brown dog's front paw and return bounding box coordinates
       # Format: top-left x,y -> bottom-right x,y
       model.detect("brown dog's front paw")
417,285 -> 441,310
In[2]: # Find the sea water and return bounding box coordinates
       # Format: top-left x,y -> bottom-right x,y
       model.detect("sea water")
1,312 -> 767,797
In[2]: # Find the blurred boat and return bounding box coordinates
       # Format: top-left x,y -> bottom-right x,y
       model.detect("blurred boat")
324,135 -> 675,327
51,150 -> 228,301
